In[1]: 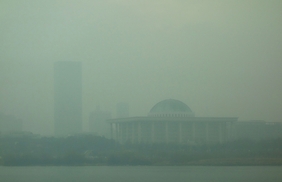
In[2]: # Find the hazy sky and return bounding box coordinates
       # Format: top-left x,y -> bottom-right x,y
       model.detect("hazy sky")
1,0 -> 282,135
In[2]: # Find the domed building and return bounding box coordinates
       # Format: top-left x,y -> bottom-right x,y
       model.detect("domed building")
148,99 -> 195,117
108,99 -> 238,144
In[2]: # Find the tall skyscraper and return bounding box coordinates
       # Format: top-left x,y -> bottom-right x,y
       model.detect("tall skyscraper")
54,61 -> 82,136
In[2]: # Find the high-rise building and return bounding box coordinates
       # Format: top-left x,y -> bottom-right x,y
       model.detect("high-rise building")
54,61 -> 82,136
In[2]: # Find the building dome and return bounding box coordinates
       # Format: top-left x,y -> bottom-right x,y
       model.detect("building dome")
148,99 -> 195,117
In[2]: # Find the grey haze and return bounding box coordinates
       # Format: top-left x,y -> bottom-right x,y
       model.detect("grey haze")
0,0 -> 282,135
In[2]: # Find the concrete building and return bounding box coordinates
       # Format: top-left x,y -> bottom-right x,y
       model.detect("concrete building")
233,120 -> 282,140
89,107 -> 111,138
54,61 -> 82,136
109,99 -> 237,144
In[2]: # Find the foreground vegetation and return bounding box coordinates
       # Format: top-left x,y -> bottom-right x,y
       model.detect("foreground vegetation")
1,134 -> 282,166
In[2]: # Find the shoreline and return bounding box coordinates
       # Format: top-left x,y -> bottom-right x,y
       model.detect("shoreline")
1,158 -> 282,167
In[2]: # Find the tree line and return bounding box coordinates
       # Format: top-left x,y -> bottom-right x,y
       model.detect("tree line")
1,134 -> 282,166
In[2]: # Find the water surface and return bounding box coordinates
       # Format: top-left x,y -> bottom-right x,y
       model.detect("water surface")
0,166 -> 282,182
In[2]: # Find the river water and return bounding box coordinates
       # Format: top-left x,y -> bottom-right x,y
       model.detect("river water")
0,166 -> 282,182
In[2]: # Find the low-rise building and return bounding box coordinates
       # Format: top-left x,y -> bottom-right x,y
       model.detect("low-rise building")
109,99 -> 237,144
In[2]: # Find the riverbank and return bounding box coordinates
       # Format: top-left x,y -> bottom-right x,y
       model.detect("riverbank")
1,157 -> 282,166
186,158 -> 282,166
1,135 -> 282,166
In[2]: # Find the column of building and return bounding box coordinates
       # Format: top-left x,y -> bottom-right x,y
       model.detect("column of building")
110,123 -> 113,140
165,121 -> 168,143
119,123 -> 123,143
151,122 -> 155,143
137,122 -> 141,143
205,122 -> 209,143
192,121 -> 196,143
116,123 -> 119,142
126,122 -> 129,143
219,122 -> 223,143
132,122 -> 135,143
179,122 -> 182,144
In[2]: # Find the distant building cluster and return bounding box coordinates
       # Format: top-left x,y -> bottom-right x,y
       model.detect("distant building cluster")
52,62 -> 282,143
109,100 -> 282,144
1,61 -> 280,142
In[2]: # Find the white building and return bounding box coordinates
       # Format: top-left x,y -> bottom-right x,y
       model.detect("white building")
109,99 -> 237,144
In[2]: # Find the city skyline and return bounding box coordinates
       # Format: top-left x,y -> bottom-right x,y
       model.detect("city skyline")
1,1 -> 282,135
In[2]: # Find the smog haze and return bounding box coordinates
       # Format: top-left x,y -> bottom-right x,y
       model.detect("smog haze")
1,0 -> 282,135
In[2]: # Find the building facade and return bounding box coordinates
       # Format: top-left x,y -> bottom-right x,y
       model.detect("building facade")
54,61 -> 82,136
233,120 -> 282,140
109,99 -> 237,144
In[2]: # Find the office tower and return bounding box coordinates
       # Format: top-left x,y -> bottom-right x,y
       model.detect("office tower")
54,61 -> 82,136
